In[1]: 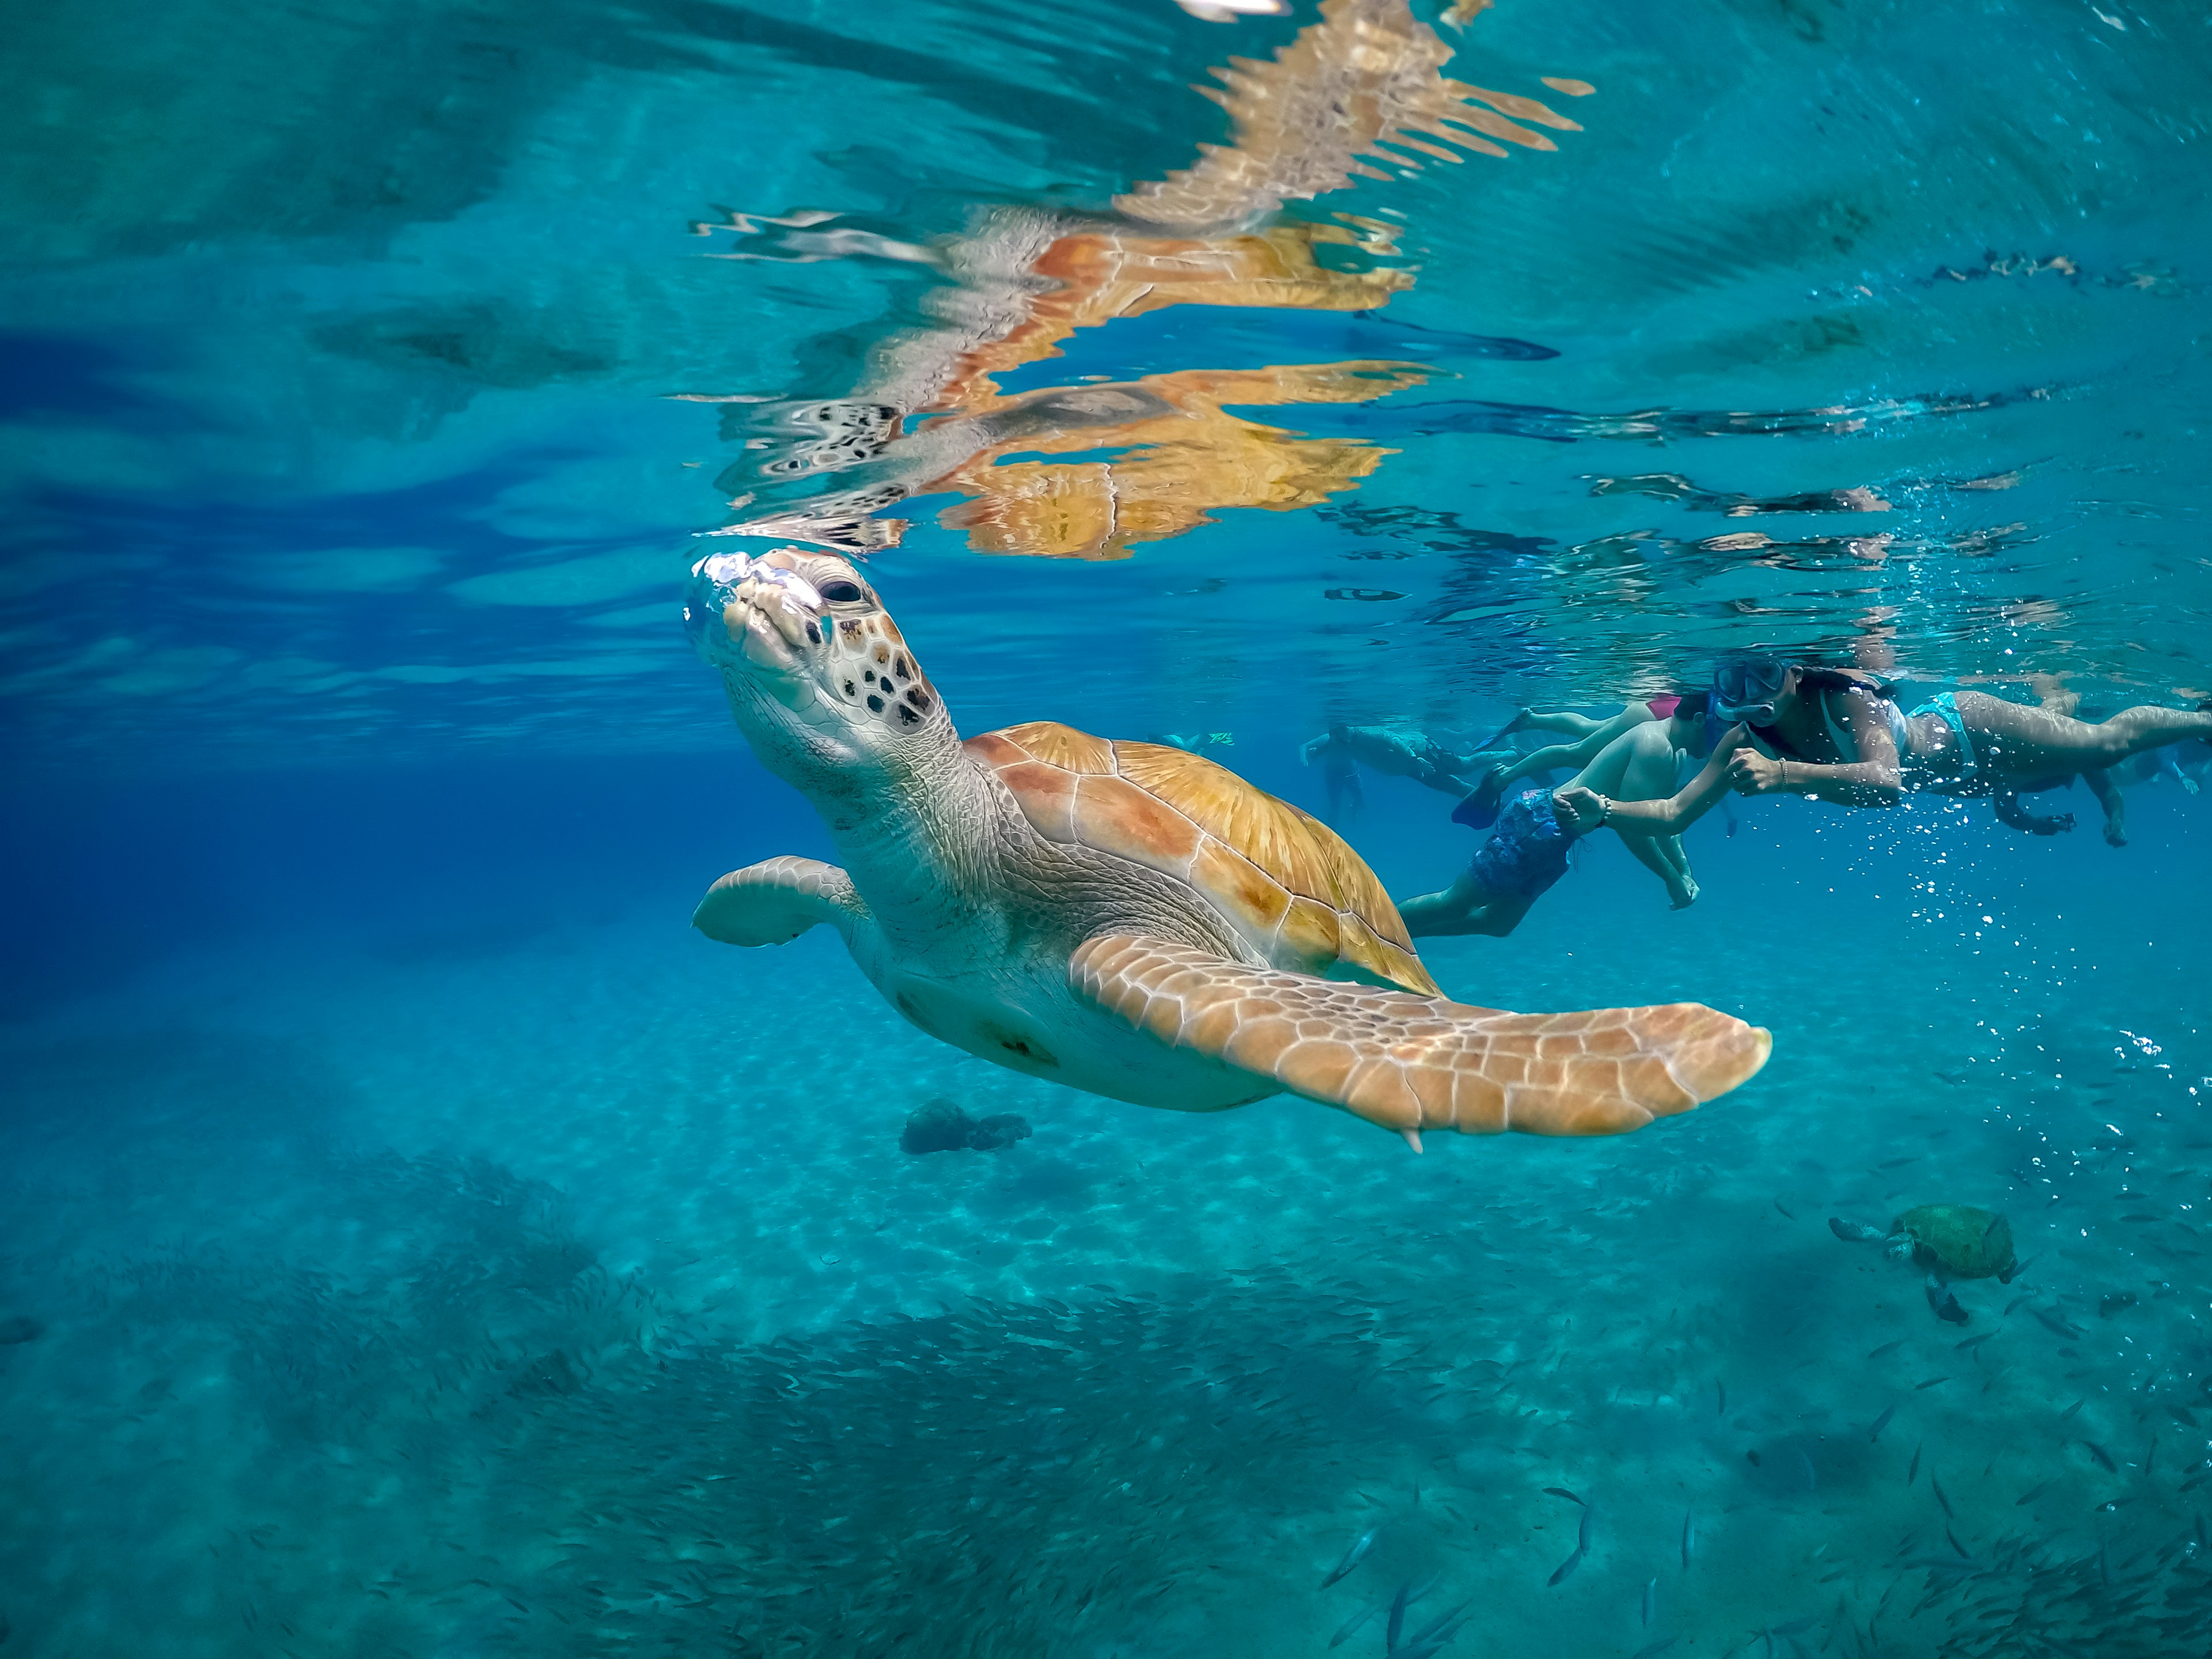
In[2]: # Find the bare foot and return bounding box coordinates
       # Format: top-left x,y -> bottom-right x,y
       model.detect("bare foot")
1669,875 -> 1700,910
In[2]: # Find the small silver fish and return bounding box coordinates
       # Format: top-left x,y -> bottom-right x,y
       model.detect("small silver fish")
1869,1404 -> 1896,1442
1320,1526 -> 1376,1587
1327,1600 -> 1383,1649
1681,1509 -> 1695,1570
1910,1555 -> 1983,1577
1579,1502 -> 1594,1552
1930,1471 -> 1954,1518
1548,1545 -> 1584,1586
2083,1440 -> 2118,1473
1868,1339 -> 1906,1359
1642,1576 -> 1657,1627
1830,1217 -> 1884,1242
1908,1442 -> 1922,1484
1407,1598 -> 1474,1649
1386,1580 -> 1413,1650
2059,1398 -> 2085,1421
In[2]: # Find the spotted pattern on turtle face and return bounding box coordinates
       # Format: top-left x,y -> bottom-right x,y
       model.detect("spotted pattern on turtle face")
821,612 -> 938,733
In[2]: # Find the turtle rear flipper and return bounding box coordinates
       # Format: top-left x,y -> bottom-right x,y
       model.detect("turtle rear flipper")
1069,934 -> 1770,1147
694,856 -> 865,946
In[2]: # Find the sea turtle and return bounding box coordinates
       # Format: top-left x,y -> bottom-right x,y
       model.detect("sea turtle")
683,547 -> 1771,1149
1829,1203 -> 2019,1290
1888,1205 -> 2018,1282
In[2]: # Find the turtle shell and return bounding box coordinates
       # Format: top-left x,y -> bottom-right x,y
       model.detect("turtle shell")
1891,1205 -> 2017,1281
966,719 -> 1438,997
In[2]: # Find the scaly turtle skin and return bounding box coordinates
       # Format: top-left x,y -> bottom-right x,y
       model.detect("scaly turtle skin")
1887,1206 -> 2018,1282
684,547 -> 1771,1149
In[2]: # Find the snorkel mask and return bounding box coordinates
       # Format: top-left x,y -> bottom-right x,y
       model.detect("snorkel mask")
1711,658 -> 1789,728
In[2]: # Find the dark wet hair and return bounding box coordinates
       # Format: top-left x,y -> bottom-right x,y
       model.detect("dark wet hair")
1793,665 -> 1890,697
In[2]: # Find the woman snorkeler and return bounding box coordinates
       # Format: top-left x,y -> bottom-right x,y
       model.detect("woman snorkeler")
1553,658 -> 2212,833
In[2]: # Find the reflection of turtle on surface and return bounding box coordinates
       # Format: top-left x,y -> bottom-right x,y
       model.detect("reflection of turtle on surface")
1888,1205 -> 2018,1282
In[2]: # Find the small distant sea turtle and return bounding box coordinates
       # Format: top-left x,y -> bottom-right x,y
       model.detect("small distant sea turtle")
683,548 -> 1771,1149
1830,1205 -> 2018,1282
1889,1205 -> 2018,1282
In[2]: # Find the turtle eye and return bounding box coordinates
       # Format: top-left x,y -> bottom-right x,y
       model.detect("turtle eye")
817,579 -> 865,603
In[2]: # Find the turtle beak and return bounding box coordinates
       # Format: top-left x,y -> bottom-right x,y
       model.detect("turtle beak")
688,552 -> 824,691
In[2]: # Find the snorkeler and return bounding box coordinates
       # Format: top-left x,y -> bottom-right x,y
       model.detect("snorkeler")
1301,724 -> 1489,824
2003,740 -> 2211,844
1993,768 -> 2127,843
1459,694 -> 1694,819
1398,696 -> 1714,936
1552,658 -> 2212,834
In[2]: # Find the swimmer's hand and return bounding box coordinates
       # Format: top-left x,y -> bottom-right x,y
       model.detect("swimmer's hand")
1726,747 -> 1789,795
1552,784 -> 1608,834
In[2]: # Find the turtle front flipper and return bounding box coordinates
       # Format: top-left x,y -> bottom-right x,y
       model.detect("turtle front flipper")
1069,935 -> 1770,1147
694,856 -> 865,946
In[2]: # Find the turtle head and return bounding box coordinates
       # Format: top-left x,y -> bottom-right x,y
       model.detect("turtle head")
687,546 -> 951,787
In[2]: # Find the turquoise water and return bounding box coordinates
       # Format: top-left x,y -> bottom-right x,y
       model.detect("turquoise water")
3,1 -> 2211,1654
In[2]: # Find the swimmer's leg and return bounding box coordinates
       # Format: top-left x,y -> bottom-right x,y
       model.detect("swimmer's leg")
1324,759 -> 1363,825
1959,690 -> 2212,785
1517,709 -> 1611,739
1398,872 -> 1527,938
2028,674 -> 2080,717
2084,766 -> 2126,847
1459,893 -> 1539,938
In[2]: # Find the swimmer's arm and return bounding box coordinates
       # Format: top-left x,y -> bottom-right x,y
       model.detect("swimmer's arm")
1992,790 -> 2073,836
1744,694 -> 1904,806
2084,768 -> 2122,817
1555,726 -> 1746,835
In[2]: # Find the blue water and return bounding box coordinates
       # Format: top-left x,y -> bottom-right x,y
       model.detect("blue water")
5,1 -> 2212,1654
